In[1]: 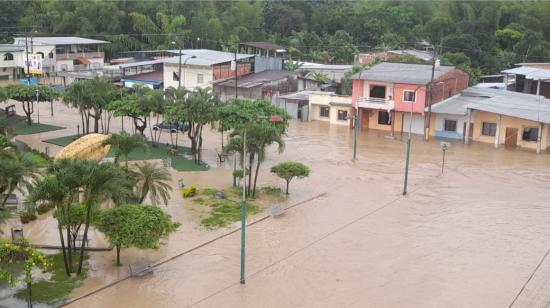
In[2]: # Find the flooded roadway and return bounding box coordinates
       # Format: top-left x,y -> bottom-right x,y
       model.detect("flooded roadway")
4,101 -> 550,307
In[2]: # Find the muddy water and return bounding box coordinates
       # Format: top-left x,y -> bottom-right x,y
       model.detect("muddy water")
4,101 -> 550,307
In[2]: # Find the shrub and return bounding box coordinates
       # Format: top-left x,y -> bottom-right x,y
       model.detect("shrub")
232,169 -> 244,179
260,186 -> 282,196
36,203 -> 55,214
182,185 -> 198,198
202,187 -> 217,196
20,211 -> 37,224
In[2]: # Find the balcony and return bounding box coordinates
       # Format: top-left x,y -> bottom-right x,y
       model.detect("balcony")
56,51 -> 104,61
356,96 -> 394,111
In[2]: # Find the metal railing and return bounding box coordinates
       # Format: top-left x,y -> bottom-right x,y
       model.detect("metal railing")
55,51 -> 104,61
356,96 -> 395,110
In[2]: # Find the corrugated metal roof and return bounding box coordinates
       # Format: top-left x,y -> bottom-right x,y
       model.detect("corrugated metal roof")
352,62 -> 455,85
241,42 -> 287,51
213,70 -> 296,88
279,90 -> 333,101
163,49 -> 253,66
430,87 -> 550,124
502,66 -> 550,80
13,36 -> 109,45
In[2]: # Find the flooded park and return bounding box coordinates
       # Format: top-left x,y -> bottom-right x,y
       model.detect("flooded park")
3,101 -> 550,308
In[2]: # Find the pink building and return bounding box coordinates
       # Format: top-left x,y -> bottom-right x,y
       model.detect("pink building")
351,62 -> 469,135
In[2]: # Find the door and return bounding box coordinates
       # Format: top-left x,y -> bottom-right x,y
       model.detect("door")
505,128 -> 518,147
361,109 -> 369,129
462,122 -> 473,140
403,113 -> 424,135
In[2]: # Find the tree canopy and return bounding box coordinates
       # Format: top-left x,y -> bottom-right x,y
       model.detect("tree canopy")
270,161 -> 310,195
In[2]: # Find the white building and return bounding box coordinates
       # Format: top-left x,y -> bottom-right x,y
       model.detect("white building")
162,49 -> 253,90
0,45 -> 25,80
12,36 -> 109,74
308,92 -> 352,126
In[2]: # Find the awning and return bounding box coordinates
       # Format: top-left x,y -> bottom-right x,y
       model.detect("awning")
75,57 -> 91,65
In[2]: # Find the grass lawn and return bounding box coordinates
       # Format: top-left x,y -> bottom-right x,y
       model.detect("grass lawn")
43,134 -> 79,147
11,122 -> 65,136
21,151 -> 50,167
15,252 -> 88,305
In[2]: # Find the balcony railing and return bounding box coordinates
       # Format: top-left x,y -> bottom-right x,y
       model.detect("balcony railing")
356,96 -> 394,110
56,52 -> 104,61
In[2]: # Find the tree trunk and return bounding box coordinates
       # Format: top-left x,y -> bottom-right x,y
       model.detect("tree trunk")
22,101 -> 33,126
26,282 -> 32,308
197,125 -> 203,164
77,203 -> 92,275
57,223 -> 70,276
80,111 -> 85,135
286,180 -> 290,195
252,159 -> 261,198
116,245 -> 121,266
247,153 -> 254,197
134,117 -> 147,136
138,187 -> 148,204
66,225 -> 73,273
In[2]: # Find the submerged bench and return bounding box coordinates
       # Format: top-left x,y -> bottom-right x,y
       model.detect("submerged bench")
129,264 -> 154,278
2,194 -> 19,206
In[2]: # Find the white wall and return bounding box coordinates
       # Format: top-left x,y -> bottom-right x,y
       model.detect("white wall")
434,113 -> 473,139
163,63 -> 213,90
403,113 -> 425,135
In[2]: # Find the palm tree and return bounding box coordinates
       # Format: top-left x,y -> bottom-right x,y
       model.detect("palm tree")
102,132 -> 149,169
0,153 -> 38,209
132,162 -> 172,205
77,162 -> 132,274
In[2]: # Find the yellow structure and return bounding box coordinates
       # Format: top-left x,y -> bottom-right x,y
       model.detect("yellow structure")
55,133 -> 111,161
308,92 -> 352,126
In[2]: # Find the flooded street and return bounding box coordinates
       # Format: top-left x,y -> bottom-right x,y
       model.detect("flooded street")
4,101 -> 550,307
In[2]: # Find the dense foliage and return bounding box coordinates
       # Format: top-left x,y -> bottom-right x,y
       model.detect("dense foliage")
2,1 -> 550,73
270,161 -> 310,195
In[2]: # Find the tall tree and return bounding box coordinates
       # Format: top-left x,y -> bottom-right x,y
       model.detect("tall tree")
101,132 -> 149,169
6,85 -> 60,126
132,161 -> 172,205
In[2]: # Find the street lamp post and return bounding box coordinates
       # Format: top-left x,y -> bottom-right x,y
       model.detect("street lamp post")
240,114 -> 283,284
35,89 -> 40,124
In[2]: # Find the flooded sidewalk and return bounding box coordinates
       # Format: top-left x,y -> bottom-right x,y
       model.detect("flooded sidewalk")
60,120 -> 550,308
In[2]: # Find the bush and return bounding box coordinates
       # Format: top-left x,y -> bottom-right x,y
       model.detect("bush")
232,169 -> 244,179
182,185 -> 198,198
36,203 -> 55,214
20,211 -> 37,224
202,187 -> 217,196
260,186 -> 282,196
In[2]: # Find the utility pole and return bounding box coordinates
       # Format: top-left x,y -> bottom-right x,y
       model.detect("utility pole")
424,46 -> 438,141
240,129 -> 246,284
24,34 -> 31,85
234,43 -> 239,100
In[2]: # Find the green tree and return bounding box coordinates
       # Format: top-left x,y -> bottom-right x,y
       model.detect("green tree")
132,161 -> 172,205
270,161 -> 310,195
97,204 -> 178,265
0,152 -> 38,209
5,85 -> 60,126
165,87 -> 220,164
102,132 -> 149,169
109,85 -> 153,136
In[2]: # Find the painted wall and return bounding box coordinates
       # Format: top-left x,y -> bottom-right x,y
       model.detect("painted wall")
433,113 -> 471,140
394,84 -> 427,114
472,110 -> 549,150
308,93 -> 351,125
163,63 -> 213,90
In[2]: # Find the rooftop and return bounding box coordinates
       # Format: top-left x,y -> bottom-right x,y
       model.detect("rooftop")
0,44 -> 24,52
121,71 -> 163,83
300,63 -> 353,70
502,66 -> 550,80
388,49 -> 434,61
351,62 -> 455,85
241,42 -> 287,52
430,87 -> 550,124
13,36 -> 109,46
163,49 -> 253,66
279,90 -> 334,101
213,70 -> 296,89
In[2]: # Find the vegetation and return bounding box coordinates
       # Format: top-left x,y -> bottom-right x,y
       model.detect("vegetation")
182,185 -> 198,198
0,150 -> 39,209
270,161 -> 310,195
220,99 -> 289,198
4,84 -> 60,126
102,131 -> 149,168
97,204 -> 178,265
132,161 -> 172,205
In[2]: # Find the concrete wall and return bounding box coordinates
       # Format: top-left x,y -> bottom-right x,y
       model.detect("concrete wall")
472,110 -> 549,150
309,93 -> 351,126
394,83 -> 427,114
254,56 -> 283,73
163,63 -> 212,90
434,113 -> 471,140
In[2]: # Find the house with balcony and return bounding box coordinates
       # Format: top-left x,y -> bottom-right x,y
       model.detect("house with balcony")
351,62 -> 469,136
11,36 -> 109,74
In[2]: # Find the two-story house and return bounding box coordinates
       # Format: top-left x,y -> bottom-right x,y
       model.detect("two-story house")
0,45 -> 25,80
351,62 -> 469,136
12,36 -> 109,74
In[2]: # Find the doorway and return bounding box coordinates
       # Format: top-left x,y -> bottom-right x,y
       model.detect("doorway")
505,127 -> 518,147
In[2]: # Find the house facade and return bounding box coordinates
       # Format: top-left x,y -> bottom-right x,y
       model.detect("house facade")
351,62 -> 469,136
0,45 -> 25,80
213,70 -> 298,102
12,36 -> 109,74
502,64 -> 550,99
308,92 -> 352,126
162,49 -> 253,90
430,87 -> 550,153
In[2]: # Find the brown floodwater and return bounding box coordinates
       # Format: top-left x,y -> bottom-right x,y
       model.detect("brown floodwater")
3,101 -> 550,307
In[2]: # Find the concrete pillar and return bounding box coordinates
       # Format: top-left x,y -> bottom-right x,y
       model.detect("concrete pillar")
537,79 -> 541,96
495,115 -> 501,148
537,122 -> 543,154
504,74 -> 508,91
465,108 -> 472,144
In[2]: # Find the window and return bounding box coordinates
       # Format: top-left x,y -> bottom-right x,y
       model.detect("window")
444,119 -> 457,132
482,122 -> 497,136
48,52 -> 54,59
197,73 -> 204,84
403,90 -> 415,102
370,85 -> 386,98
173,72 -> 180,81
448,89 -> 452,98
522,127 -> 538,142
337,110 -> 348,121
36,52 -> 44,59
3,53 -> 14,61
320,107 -> 330,118
378,111 -> 390,125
